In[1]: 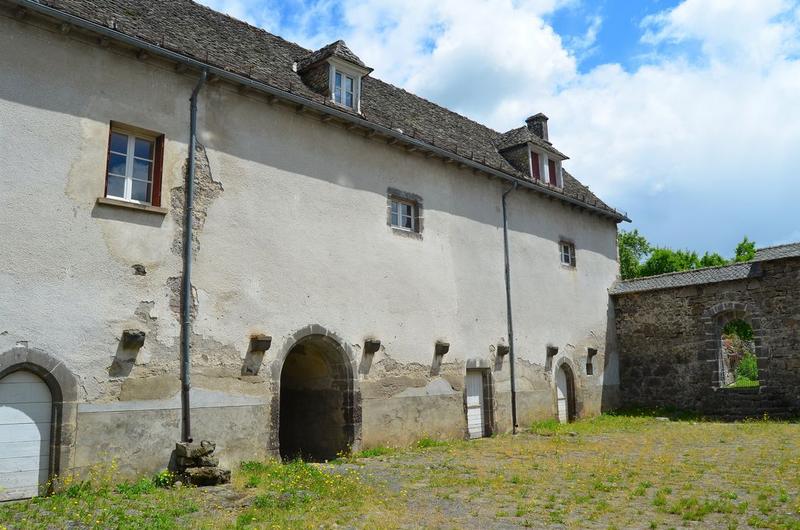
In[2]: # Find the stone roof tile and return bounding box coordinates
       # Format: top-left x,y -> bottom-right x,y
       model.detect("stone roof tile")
296,40 -> 369,72
610,242 -> 800,295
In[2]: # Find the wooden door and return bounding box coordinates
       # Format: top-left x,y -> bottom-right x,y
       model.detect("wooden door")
466,370 -> 485,439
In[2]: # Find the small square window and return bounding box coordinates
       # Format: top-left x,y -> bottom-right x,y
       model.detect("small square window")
560,241 -> 576,267
105,124 -> 164,206
387,189 -> 423,237
390,198 -> 416,231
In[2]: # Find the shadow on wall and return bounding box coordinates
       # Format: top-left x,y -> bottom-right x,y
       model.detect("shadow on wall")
0,38 -> 617,262
601,297 -> 620,412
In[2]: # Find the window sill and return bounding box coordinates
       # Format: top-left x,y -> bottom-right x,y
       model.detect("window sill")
96,197 -> 167,215
390,226 -> 422,240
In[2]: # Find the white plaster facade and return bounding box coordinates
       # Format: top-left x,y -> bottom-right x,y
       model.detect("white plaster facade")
0,6 -> 621,481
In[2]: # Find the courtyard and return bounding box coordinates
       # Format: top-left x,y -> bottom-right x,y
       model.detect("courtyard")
1,414 -> 798,529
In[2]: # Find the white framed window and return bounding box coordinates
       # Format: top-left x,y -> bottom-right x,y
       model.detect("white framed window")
334,71 -> 355,108
329,62 -> 363,112
560,240 -> 576,267
106,129 -> 158,205
390,198 -> 416,231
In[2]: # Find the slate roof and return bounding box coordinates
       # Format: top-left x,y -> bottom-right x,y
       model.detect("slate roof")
610,242 -> 800,295
496,126 -> 568,160
753,242 -> 800,262
21,0 -> 625,220
297,40 -> 370,72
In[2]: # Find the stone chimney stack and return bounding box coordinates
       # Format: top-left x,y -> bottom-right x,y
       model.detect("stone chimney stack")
525,113 -> 549,142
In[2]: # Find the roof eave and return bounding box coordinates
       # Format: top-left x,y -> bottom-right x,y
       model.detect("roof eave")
13,0 -> 628,223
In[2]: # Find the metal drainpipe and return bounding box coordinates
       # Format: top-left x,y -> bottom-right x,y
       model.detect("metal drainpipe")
181,69 -> 208,443
502,182 -> 519,434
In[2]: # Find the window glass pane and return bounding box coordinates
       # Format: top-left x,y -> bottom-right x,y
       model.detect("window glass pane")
132,159 -> 152,181
403,215 -> 413,229
108,153 -> 127,176
134,138 -> 154,159
345,91 -> 353,108
335,72 -> 342,88
401,203 -> 412,217
110,132 -> 128,154
345,76 -> 354,92
391,210 -> 399,226
131,179 -> 151,202
391,200 -> 399,213
106,174 -> 125,198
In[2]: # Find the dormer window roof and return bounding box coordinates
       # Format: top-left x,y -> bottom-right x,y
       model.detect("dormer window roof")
297,40 -> 372,113
496,113 -> 568,188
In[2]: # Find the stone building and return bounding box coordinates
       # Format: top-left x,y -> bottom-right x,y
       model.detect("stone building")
0,0 -> 627,500
612,243 -> 800,419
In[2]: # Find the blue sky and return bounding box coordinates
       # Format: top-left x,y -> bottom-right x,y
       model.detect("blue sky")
200,0 -> 800,258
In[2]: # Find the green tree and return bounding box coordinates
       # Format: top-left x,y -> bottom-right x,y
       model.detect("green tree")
698,252 -> 728,268
638,248 -> 700,277
734,236 -> 756,262
618,229 -> 650,279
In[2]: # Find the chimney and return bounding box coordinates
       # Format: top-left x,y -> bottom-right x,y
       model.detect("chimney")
525,113 -> 549,142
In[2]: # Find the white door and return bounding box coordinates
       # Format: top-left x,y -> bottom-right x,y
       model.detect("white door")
465,370 -> 485,439
0,371 -> 52,501
555,366 -> 569,424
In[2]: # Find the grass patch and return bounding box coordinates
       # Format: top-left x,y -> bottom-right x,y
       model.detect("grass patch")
3,415 -> 799,529
0,465 -> 196,529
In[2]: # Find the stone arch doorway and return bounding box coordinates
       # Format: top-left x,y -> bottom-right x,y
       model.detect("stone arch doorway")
555,363 -> 577,424
279,334 -> 356,462
702,302 -> 764,388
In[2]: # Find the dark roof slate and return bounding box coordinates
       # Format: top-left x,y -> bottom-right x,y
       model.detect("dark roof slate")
753,242 -> 800,261
33,0 -> 623,219
496,126 -> 568,159
610,242 -> 800,295
296,40 -> 369,72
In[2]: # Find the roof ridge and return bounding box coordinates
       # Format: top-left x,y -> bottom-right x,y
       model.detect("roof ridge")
756,241 -> 800,251
366,78 -> 503,137
190,1 -> 504,138
187,0 -> 312,56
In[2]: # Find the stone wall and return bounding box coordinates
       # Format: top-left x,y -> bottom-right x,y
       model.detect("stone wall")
613,256 -> 800,418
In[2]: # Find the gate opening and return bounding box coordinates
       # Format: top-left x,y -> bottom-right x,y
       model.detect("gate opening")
279,335 -> 355,462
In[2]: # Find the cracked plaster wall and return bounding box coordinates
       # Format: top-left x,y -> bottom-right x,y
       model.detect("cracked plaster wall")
1,14 -> 619,475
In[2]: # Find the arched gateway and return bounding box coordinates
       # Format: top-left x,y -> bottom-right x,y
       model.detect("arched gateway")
278,333 -> 358,461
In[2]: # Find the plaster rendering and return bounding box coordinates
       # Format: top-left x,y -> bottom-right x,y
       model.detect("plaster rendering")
0,0 -> 624,496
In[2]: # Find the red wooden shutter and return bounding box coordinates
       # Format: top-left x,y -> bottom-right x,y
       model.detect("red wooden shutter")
548,159 -> 558,186
531,152 -> 540,179
151,134 -> 165,207
103,125 -> 112,198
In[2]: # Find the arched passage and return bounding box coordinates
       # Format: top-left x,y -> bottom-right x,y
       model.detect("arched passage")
703,302 -> 765,388
279,334 -> 355,461
555,363 -> 576,424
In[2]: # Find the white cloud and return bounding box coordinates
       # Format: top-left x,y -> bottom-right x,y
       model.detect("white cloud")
199,0 -> 800,252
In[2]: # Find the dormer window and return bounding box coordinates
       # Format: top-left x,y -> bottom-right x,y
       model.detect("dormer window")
334,70 -> 355,109
296,40 -> 372,114
329,62 -> 365,111
530,148 -> 563,188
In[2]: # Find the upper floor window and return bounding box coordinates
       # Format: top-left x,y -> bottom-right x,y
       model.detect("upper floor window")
329,62 -> 362,112
530,148 -> 562,188
387,188 -> 423,237
560,240 -> 576,267
334,71 -> 355,108
390,198 -> 415,231
105,124 -> 164,207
